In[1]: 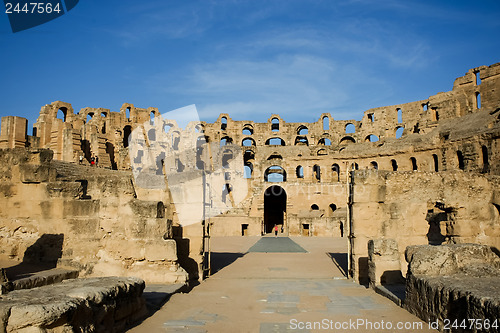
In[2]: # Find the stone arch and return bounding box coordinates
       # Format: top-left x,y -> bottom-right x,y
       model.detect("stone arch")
271,118 -> 280,132
294,136 -> 309,146
264,185 -> 286,234
123,125 -> 132,148
242,137 -> 256,146
265,137 -> 285,146
339,136 -> 355,145
297,125 -> 308,135
332,164 -> 340,182
242,124 -> 253,135
264,166 -> 286,182
345,123 -> 355,133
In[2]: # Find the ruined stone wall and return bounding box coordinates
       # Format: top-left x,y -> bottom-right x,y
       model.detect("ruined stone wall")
0,148 -> 189,284
1,62 -> 499,281
350,170 -> 500,284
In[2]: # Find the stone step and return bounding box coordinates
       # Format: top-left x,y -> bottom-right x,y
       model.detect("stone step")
0,277 -> 147,332
0,265 -> 79,295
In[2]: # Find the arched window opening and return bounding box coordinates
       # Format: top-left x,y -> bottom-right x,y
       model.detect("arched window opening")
317,149 -> 327,156
339,136 -> 355,145
150,111 -> 155,125
476,92 -> 481,109
311,204 -> 319,211
475,71 -> 481,85
391,159 -> 398,171
410,157 -> 418,171
123,125 -> 132,148
242,138 -> 255,147
294,136 -> 309,146
244,163 -> 253,179
397,108 -> 402,123
345,123 -> 355,133
157,202 -> 165,218
422,103 -> 428,112
222,184 -> 233,204
370,161 -> 378,170
396,127 -> 404,139
196,143 -> 205,170
195,124 -> 204,133
220,136 -> 232,147
367,113 -> 374,122
101,112 -> 107,118
126,107 -> 131,119
244,150 -> 255,162
148,129 -> 156,142
264,166 -> 286,182
329,204 -> 337,213
457,150 -> 465,170
431,154 -> 439,172
297,125 -> 308,135
313,165 -> 321,182
86,113 -> 94,123
481,145 -> 489,172
163,123 -> 173,133
266,137 -> 285,146
332,164 -> 340,182
221,116 -> 227,130
172,131 -> 181,150
351,163 -> 359,170
267,153 -> 283,161
366,134 -> 379,142
318,138 -> 331,146
242,125 -> 253,135
296,165 -> 304,178
271,118 -> 279,132
222,150 -> 234,169
323,116 -> 329,130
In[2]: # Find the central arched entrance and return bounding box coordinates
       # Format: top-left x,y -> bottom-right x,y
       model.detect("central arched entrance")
263,185 -> 287,234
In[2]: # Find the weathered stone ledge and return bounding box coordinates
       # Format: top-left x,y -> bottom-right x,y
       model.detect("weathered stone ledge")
405,274 -> 500,333
0,277 -> 147,333
404,244 -> 500,333
1,268 -> 79,295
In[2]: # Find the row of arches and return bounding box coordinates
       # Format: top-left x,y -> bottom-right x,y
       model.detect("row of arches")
235,129 -> 404,148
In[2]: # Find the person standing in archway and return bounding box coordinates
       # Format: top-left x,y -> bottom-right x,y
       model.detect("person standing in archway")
274,225 -> 278,238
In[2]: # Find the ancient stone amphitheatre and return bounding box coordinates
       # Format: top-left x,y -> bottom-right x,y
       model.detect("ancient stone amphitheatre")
0,62 -> 499,332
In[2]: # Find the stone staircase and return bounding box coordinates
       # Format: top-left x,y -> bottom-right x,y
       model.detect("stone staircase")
50,160 -> 132,181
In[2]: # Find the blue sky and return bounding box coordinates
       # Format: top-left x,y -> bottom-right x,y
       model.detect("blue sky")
1,0 -> 499,132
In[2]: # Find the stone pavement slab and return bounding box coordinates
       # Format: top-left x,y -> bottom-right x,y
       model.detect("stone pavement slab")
128,237 -> 437,333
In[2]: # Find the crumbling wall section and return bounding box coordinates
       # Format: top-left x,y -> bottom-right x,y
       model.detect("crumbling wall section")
0,149 -> 188,284
350,169 -> 499,284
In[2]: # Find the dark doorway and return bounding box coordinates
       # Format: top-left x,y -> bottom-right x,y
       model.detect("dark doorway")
264,185 -> 286,234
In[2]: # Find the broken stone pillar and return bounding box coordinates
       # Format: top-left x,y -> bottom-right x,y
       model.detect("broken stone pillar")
0,116 -> 27,149
368,238 -> 404,288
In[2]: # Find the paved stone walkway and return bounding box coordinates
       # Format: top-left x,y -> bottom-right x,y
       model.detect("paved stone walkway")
128,236 -> 436,333
248,237 -> 307,253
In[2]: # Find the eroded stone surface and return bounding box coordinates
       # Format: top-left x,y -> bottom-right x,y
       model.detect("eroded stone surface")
0,277 -> 147,333
404,244 -> 500,332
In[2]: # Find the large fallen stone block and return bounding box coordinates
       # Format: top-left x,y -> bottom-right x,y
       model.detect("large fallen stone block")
0,277 -> 147,333
404,244 -> 500,332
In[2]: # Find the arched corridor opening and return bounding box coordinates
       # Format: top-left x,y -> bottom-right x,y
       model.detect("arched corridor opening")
264,185 -> 287,234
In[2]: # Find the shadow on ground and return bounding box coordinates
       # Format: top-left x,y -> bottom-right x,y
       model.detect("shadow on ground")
210,252 -> 246,275
328,252 -> 348,277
